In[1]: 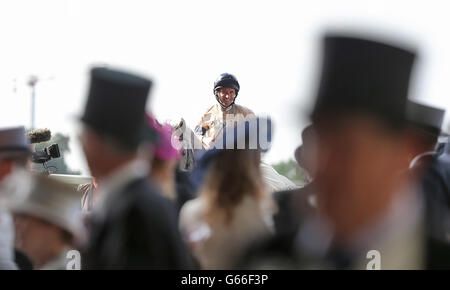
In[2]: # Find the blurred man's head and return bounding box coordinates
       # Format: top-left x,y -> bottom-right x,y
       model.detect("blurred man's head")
314,114 -> 415,239
310,34 -> 417,241
79,67 -> 156,179
78,127 -> 138,180
0,127 -> 30,182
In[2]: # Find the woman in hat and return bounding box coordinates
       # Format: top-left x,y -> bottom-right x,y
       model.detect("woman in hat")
11,174 -> 84,270
146,114 -> 193,213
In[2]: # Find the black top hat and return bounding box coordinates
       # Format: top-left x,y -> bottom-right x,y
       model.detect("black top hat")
311,35 -> 417,126
81,67 -> 157,150
406,100 -> 447,137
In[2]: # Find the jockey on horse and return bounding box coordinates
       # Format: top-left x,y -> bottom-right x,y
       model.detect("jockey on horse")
190,73 -> 297,193
195,73 -> 255,149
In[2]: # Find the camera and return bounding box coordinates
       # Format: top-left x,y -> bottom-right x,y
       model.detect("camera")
32,144 -> 61,164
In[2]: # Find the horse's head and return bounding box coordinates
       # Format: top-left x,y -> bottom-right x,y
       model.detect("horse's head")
173,118 -> 185,136
171,118 -> 204,172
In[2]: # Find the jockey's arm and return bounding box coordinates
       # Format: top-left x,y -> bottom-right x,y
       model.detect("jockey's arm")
194,113 -> 213,149
195,109 -> 211,136
194,124 -> 206,136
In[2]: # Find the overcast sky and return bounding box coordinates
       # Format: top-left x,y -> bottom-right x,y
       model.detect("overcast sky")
0,0 -> 449,175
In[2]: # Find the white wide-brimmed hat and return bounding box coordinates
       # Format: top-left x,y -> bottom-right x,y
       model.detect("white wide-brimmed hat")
9,173 -> 83,237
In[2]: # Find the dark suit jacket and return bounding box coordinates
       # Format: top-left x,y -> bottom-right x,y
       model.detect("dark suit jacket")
417,154 -> 450,251
421,156 -> 450,209
83,177 -> 193,269
241,183 -> 450,269
273,182 -> 316,236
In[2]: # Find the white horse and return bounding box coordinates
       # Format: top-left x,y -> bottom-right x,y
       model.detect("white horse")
172,119 -> 297,193
172,118 -> 204,172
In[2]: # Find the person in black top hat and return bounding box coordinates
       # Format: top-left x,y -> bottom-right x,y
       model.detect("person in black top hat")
241,34 -> 450,270
404,101 -> 450,243
308,34 -> 450,269
406,100 -> 447,169
79,67 -> 192,269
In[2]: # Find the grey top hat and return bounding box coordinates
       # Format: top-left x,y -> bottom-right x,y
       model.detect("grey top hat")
406,100 -> 447,137
0,126 -> 30,160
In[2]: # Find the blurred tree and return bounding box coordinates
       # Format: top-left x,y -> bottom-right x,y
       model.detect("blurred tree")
31,132 -> 81,175
271,159 -> 308,185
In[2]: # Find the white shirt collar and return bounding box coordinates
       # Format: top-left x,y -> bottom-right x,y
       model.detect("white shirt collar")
217,103 -> 234,112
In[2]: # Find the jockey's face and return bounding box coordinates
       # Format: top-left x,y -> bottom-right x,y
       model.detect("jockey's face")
217,87 -> 236,107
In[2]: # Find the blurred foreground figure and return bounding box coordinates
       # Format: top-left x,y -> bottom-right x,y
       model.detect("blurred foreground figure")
243,34 -> 450,270
308,35 -> 450,269
180,117 -> 276,269
11,174 -> 83,270
419,139 -> 450,242
0,127 -> 30,270
406,101 -> 450,242
147,114 -> 180,201
406,100 -> 447,169
80,67 -> 192,269
145,114 -> 194,214
273,124 -> 318,236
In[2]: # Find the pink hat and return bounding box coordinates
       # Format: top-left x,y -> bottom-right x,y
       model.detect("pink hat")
146,113 -> 181,161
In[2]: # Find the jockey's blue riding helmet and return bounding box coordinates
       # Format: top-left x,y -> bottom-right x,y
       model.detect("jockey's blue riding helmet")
213,73 -> 240,109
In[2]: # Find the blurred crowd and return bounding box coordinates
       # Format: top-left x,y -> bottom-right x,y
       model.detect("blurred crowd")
0,32 -> 449,270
